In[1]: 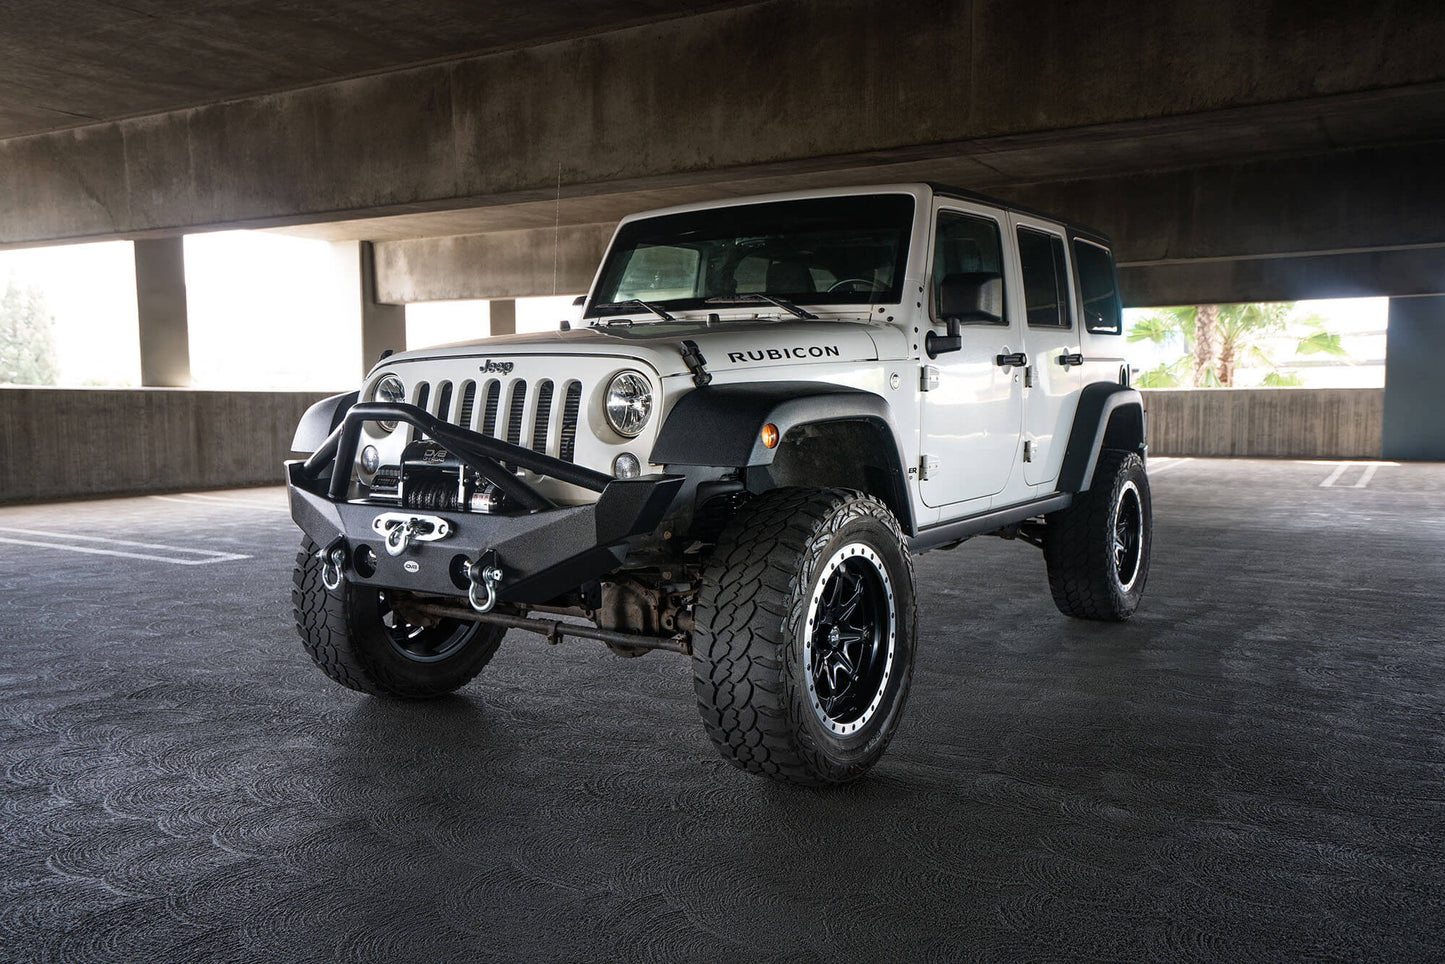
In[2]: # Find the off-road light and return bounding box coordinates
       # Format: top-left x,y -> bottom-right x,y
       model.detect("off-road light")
360,445 -> 380,473
604,370 -> 653,437
373,374 -> 405,432
761,423 -> 779,449
613,453 -> 642,478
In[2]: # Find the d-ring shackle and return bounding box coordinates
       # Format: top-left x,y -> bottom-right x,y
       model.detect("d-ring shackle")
467,561 -> 504,614
319,543 -> 347,591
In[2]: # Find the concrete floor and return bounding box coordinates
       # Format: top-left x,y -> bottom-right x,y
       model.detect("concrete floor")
2,459 -> 1443,962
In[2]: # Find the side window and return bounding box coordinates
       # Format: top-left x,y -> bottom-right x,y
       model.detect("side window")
1073,238 -> 1122,334
1017,227 -> 1072,329
932,210 -> 1005,325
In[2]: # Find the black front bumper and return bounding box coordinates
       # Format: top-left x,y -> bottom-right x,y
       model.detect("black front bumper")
287,401 -> 682,605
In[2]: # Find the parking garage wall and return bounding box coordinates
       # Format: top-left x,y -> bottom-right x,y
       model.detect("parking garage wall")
0,387 -> 1387,504
1140,388 -> 1383,459
0,389 -> 327,504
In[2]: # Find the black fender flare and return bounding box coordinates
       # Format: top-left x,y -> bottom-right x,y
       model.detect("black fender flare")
649,382 -> 914,529
291,391 -> 358,454
1057,383 -> 1146,493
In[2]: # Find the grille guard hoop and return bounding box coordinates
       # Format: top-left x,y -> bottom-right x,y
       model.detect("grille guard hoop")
300,401 -> 613,507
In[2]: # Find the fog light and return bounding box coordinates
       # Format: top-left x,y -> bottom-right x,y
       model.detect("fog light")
613,453 -> 641,479
360,445 -> 380,474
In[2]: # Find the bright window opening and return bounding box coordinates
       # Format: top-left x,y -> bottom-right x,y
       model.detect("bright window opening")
0,241 -> 139,387
185,232 -> 360,391
1122,298 -> 1387,389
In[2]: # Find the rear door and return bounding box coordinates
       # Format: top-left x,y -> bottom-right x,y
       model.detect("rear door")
918,200 -> 1024,508
1012,216 -> 1085,487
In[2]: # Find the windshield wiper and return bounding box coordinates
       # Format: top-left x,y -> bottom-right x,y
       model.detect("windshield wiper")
595,298 -> 677,322
706,294 -> 818,320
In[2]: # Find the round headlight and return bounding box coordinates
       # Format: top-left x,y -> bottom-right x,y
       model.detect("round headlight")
604,370 -> 653,438
373,374 -> 405,432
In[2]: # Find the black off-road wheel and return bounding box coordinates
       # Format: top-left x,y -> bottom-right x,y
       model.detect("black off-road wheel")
292,537 -> 505,698
692,489 -> 917,786
1044,449 -> 1152,621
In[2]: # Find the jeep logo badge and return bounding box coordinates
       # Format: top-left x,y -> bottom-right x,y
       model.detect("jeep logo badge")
403,560 -> 420,573
480,359 -> 515,374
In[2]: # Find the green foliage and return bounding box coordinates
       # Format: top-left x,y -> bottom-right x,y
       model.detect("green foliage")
1127,310 -> 1187,347
1135,362 -> 1183,388
1128,301 -> 1352,388
1261,370 -> 1304,387
1294,316 -> 1349,357
0,278 -> 60,386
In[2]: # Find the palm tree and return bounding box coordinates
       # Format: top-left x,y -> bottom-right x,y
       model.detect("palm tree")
1127,302 -> 1344,388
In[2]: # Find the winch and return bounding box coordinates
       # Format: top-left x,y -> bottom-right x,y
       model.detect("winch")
384,440 -> 513,514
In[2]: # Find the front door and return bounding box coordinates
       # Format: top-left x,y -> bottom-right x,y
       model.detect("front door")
919,202 -> 1025,509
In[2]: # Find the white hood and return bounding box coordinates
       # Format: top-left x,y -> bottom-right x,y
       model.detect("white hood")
380,317 -> 906,379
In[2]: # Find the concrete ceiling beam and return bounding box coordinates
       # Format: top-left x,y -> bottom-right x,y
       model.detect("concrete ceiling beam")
4,0 -> 1445,248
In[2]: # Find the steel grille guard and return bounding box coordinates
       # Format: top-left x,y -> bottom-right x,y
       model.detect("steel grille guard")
301,401 -> 615,506
288,402 -> 683,605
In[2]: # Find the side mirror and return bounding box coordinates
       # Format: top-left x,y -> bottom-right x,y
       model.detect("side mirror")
927,272 -> 1004,357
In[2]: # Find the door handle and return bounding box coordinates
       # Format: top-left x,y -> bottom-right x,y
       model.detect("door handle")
995,352 -> 1027,369
1057,352 -> 1084,367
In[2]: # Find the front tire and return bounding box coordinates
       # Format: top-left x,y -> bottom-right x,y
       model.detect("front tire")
292,538 -> 505,698
1044,449 -> 1152,620
692,489 -> 917,785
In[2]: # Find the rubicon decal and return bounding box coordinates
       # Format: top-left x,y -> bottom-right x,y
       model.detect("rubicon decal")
726,346 -> 842,363
480,360 -> 515,374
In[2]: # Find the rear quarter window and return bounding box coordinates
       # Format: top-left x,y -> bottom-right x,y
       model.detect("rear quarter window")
1073,239 -> 1122,335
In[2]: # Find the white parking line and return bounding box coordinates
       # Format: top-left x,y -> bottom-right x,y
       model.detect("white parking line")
152,493 -> 290,512
1318,462 -> 1387,488
1354,464 -> 1381,488
0,530 -> 249,565
1147,458 -> 1192,476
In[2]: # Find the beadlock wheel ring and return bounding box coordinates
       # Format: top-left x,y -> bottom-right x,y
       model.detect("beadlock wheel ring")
802,542 -> 897,736
1113,480 -> 1144,593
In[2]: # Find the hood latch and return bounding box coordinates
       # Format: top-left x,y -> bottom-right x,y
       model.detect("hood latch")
679,340 -> 713,388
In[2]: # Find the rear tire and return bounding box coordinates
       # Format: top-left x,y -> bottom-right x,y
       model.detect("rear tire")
292,537 -> 504,698
692,489 -> 917,785
1044,449 -> 1152,621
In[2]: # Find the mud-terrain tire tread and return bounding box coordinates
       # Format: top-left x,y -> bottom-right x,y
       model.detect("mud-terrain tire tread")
1044,449 -> 1151,621
292,537 -> 502,698
692,488 -> 916,786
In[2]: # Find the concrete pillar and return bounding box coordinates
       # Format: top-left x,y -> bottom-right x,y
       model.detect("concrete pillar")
134,237 -> 191,387
1382,295 -> 1445,460
490,299 -> 517,336
359,241 -> 405,374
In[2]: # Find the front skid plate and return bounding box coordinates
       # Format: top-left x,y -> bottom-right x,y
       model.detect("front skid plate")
286,462 -> 681,603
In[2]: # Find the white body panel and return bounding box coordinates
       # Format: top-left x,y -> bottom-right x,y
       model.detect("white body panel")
918,196 -> 1026,509
350,183 -> 1128,531
1009,212 -> 1087,488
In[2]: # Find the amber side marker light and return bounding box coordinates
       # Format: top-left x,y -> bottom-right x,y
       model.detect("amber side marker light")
761,423 -> 779,449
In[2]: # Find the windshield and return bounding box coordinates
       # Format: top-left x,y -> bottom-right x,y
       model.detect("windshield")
589,194 -> 915,317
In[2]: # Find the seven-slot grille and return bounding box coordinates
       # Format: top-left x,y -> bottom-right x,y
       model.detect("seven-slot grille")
407,376 -> 585,463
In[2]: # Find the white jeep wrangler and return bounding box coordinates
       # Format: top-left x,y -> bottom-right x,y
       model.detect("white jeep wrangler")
288,183 -> 1151,785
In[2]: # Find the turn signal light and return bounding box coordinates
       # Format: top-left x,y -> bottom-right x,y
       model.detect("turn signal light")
761,423 -> 779,449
